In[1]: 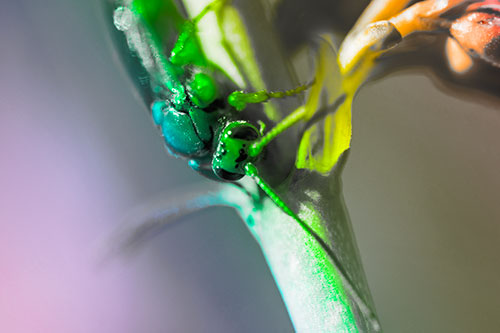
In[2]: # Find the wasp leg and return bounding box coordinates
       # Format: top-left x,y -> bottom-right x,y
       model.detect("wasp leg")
170,0 -> 232,67
169,21 -> 206,67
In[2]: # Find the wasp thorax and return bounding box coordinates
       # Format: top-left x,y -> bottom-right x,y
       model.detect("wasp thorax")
212,121 -> 261,181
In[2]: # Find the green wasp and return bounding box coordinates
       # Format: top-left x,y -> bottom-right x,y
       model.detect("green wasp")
107,2 -> 380,330
111,0 -> 333,230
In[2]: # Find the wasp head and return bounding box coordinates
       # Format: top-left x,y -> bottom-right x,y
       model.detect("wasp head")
212,121 -> 261,181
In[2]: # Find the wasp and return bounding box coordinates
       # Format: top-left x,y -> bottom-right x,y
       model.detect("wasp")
111,0 -> 327,232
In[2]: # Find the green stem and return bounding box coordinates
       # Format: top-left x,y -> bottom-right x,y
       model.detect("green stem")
223,156 -> 381,332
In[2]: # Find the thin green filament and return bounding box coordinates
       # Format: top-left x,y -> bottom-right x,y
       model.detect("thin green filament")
192,0 -> 229,24
251,94 -> 347,158
244,163 -> 335,258
245,162 -> 379,328
249,104 -> 308,157
245,163 -> 297,218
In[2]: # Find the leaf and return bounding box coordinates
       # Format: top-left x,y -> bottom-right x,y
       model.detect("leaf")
295,35 -> 352,174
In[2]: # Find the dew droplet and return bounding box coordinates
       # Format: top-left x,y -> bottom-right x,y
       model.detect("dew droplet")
113,6 -> 133,32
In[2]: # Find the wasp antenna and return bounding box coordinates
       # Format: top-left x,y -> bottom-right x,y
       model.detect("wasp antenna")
249,104 -> 308,156
250,91 -> 343,157
245,163 -> 329,252
245,163 -> 342,270
228,81 -> 312,111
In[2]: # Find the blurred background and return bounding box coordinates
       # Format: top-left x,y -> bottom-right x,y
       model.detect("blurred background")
1,0 -> 499,332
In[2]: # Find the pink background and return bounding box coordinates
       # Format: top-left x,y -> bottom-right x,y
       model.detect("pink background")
1,1 -> 500,332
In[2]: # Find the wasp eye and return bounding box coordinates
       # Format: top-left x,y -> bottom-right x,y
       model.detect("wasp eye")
188,73 -> 218,108
151,100 -> 167,125
228,125 -> 259,140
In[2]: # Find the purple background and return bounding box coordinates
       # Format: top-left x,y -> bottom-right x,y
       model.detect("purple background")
1,1 -> 500,332
0,1 -> 291,332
